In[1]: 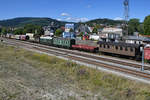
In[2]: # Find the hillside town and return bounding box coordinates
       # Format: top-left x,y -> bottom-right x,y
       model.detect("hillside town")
1,20 -> 150,45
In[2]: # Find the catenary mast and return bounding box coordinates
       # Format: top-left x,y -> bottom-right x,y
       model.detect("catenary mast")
124,0 -> 129,36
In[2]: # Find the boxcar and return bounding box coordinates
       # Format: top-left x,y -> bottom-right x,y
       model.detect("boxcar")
53,37 -> 75,48
39,37 -> 53,46
98,41 -> 143,60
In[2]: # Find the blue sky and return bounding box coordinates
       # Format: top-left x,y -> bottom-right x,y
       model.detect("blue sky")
0,0 -> 150,22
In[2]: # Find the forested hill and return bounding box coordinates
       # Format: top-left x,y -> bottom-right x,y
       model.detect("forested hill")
0,17 -> 124,28
85,18 -> 124,26
0,17 -> 67,27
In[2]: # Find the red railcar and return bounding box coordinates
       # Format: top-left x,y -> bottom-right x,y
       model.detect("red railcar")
144,48 -> 150,60
72,44 -> 98,52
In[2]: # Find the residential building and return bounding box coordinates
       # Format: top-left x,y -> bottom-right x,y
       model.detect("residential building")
100,27 -> 123,42
65,24 -> 74,32
62,32 -> 76,39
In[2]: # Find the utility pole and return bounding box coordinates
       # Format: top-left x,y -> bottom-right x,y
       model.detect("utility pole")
141,48 -> 145,71
123,0 -> 129,36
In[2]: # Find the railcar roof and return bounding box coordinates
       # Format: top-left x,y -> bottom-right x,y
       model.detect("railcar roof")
124,36 -> 150,42
98,41 -> 142,48
53,37 -> 75,40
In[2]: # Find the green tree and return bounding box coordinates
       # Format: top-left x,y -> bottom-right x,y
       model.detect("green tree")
23,24 -> 44,38
1,27 -> 7,35
24,24 -> 36,33
69,28 -> 74,32
79,32 -> 84,37
0,28 -> 2,34
138,24 -> 144,34
144,15 -> 150,35
34,25 -> 44,38
128,18 -> 140,35
55,29 -> 63,36
14,28 -> 24,35
92,27 -> 98,34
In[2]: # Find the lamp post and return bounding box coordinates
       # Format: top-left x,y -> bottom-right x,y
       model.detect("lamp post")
141,48 -> 145,71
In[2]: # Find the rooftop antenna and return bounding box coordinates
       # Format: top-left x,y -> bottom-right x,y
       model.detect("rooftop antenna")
124,0 -> 129,36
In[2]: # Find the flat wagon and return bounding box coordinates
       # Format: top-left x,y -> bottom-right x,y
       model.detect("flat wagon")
72,44 -> 98,52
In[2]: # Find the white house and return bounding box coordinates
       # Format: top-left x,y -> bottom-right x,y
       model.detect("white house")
100,27 -> 123,39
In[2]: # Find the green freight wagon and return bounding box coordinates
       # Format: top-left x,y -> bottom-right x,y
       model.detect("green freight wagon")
39,37 -> 53,46
53,37 -> 75,48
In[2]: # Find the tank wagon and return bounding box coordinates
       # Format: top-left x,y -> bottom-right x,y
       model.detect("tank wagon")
98,41 -> 143,60
26,33 -> 34,42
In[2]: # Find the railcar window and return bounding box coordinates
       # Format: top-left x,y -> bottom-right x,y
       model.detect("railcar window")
104,45 -> 106,48
130,48 -> 133,52
120,47 -> 123,50
115,46 -> 118,50
107,45 -> 110,48
125,47 -> 128,51
100,44 -> 102,47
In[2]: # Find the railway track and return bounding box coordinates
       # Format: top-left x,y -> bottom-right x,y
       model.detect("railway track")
2,38 -> 150,81
4,38 -> 150,70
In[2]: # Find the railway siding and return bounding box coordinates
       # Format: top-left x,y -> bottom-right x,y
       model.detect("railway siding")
4,38 -> 150,69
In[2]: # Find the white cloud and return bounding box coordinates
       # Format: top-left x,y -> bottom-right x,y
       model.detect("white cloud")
77,17 -> 89,22
114,17 -> 123,20
59,12 -> 89,22
57,18 -> 62,21
64,17 -> 89,22
87,5 -> 92,8
61,13 -> 70,17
